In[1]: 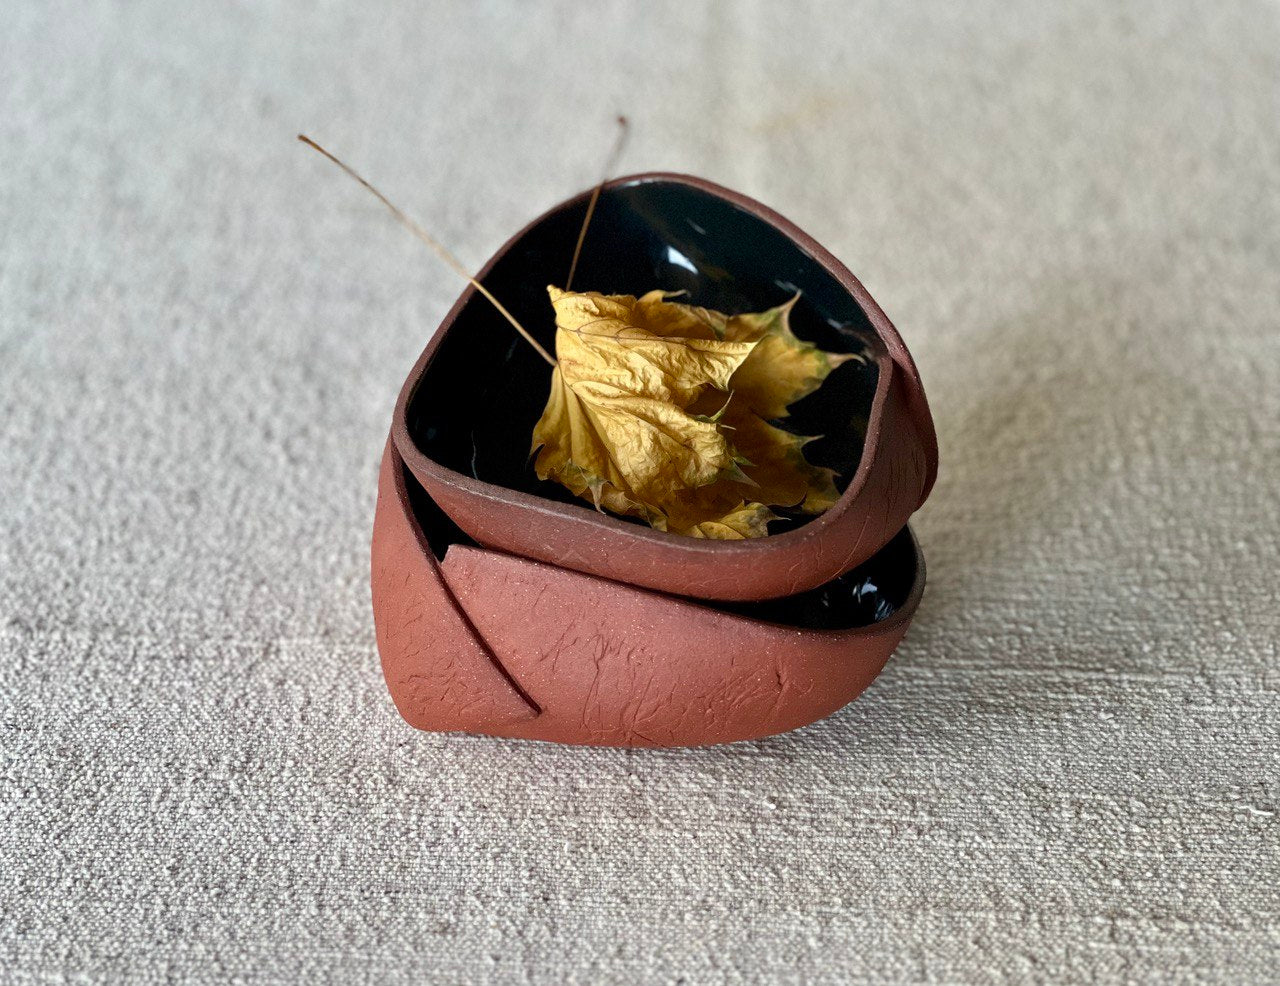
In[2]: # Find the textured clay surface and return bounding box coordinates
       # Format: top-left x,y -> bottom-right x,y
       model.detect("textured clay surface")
372,441 -> 922,746
371,446 -> 538,732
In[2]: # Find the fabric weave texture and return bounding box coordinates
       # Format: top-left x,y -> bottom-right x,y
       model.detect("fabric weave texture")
2,1 -> 1277,982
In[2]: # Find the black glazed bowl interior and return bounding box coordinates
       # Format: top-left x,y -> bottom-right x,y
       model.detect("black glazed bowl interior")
403,175 -> 883,535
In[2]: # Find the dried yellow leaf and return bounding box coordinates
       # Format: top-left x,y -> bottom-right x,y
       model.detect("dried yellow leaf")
531,287 -> 861,539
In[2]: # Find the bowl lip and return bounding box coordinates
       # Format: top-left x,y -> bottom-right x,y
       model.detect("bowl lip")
391,171 -> 938,556
386,439 -> 926,641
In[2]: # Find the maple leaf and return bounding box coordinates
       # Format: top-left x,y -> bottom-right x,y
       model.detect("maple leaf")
680,296 -> 863,522
531,287 -> 861,539
531,287 -> 757,530
294,134 -> 857,539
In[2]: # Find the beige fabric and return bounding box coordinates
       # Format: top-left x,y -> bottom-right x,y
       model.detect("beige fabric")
2,1 -> 1277,982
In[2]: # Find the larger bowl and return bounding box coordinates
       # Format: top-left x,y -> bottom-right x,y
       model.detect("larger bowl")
372,438 -> 925,747
393,173 -> 937,602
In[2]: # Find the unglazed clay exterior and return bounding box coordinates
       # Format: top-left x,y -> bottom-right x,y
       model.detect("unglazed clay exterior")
372,440 -> 925,747
374,174 -> 936,746
392,173 -> 938,603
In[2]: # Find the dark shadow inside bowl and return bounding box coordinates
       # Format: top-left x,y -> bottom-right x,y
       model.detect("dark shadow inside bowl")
405,176 -> 882,535
404,462 -> 916,632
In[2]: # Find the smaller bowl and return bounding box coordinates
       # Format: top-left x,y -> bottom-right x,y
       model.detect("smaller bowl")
393,173 -> 937,603
372,439 -> 925,747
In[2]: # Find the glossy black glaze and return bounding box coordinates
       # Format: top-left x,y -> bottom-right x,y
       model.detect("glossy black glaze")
715,526 -> 915,629
405,177 -> 882,534
403,462 -> 914,631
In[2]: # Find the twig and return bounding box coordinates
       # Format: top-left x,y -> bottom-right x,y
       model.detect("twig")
297,134 -> 556,367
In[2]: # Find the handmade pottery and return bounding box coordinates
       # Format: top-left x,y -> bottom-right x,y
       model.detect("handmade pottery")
393,173 -> 937,603
372,439 -> 925,747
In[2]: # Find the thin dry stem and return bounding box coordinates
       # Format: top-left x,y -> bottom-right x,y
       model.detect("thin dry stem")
297,134 -> 556,367
565,115 -> 630,291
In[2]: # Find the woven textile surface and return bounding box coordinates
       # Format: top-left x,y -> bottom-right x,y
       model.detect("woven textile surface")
3,2 -> 1278,982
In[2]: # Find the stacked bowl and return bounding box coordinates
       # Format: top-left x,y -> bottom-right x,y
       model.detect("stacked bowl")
371,175 -> 937,747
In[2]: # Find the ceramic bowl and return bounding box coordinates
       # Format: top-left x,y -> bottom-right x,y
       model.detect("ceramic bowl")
392,173 -> 937,603
372,439 -> 924,747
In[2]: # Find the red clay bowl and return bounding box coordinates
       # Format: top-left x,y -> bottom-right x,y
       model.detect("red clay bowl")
372,438 -> 925,747
392,172 -> 937,602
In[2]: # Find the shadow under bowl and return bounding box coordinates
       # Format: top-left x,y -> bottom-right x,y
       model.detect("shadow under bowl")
393,173 -> 937,603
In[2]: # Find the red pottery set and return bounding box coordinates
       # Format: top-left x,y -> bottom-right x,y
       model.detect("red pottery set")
371,174 -> 938,747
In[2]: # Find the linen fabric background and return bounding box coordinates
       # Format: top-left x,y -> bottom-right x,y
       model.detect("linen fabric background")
2,2 -> 1277,983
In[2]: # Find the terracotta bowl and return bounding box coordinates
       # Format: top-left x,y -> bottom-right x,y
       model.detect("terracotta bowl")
372,438 -> 925,747
393,173 -> 937,603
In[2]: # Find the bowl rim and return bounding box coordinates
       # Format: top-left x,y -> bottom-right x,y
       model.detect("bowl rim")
387,439 -> 927,641
391,171 -> 938,556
